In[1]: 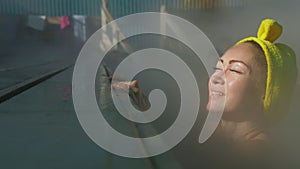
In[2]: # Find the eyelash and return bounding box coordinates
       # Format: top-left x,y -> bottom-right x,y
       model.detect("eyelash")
213,67 -> 242,74
229,69 -> 242,74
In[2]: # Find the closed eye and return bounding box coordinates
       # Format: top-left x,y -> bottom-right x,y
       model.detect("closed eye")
229,69 -> 242,74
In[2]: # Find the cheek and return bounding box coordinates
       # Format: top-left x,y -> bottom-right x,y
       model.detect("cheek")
226,77 -> 261,104
226,78 -> 251,101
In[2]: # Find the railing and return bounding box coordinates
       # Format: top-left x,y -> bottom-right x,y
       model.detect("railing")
100,0 -> 133,53
0,0 -> 246,16
0,0 -> 102,16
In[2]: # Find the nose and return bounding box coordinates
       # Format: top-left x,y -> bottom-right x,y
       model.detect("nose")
210,71 -> 225,85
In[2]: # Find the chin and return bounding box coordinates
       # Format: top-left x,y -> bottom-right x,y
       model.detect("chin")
206,97 -> 226,111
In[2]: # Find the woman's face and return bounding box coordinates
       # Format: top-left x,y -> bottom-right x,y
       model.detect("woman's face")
207,43 -> 267,121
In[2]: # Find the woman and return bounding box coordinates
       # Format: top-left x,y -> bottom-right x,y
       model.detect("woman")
211,19 -> 298,147
112,19 -> 298,152
206,23 -> 298,166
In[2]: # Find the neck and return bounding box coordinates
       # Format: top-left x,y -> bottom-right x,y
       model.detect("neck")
218,118 -> 269,142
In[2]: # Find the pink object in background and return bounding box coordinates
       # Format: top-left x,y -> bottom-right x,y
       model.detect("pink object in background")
60,16 -> 70,30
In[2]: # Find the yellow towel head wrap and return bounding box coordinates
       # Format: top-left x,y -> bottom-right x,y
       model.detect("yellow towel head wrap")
236,19 -> 298,123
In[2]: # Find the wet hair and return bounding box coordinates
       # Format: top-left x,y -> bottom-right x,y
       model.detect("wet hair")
245,41 -> 268,79
246,41 -> 267,68
244,41 -> 268,97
